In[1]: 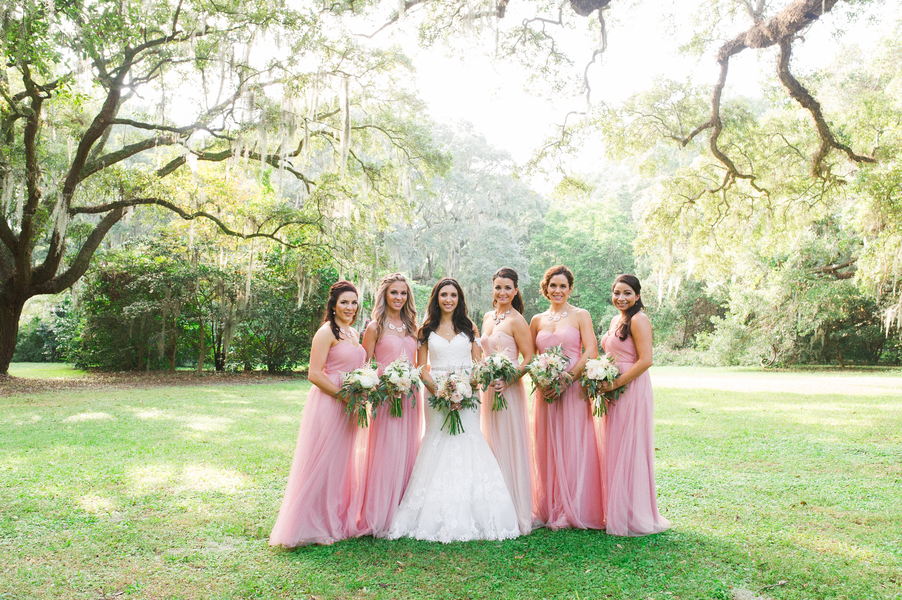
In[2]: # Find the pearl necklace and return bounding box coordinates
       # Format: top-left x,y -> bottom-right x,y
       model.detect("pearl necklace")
546,308 -> 568,322
388,320 -> 406,332
492,308 -> 511,325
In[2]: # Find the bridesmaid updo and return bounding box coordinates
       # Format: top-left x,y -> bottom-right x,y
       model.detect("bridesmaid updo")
540,265 -> 575,299
371,273 -> 417,340
613,274 -> 644,341
493,267 -> 525,314
418,278 -> 476,344
325,280 -> 359,340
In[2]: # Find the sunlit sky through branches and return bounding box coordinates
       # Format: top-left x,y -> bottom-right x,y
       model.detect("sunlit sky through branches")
358,0 -> 897,177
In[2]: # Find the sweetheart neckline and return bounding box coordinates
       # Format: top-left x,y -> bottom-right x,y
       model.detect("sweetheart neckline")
536,324 -> 580,337
430,331 -> 467,344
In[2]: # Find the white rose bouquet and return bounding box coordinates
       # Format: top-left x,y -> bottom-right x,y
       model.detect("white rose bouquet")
581,352 -> 627,417
471,350 -> 521,411
371,358 -> 422,418
527,345 -> 572,403
428,369 -> 481,435
336,363 -> 379,427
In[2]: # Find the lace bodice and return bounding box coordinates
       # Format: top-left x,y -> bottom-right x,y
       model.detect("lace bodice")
428,331 -> 474,374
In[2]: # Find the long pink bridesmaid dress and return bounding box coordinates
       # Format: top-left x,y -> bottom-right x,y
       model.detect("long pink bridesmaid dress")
269,341 -> 368,547
480,331 -> 535,535
534,326 -> 606,530
361,335 -> 424,537
601,331 -> 671,536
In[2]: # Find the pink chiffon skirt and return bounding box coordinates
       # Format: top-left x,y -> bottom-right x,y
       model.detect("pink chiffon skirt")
480,378 -> 536,534
269,380 -> 368,547
361,389 -> 424,537
604,368 -> 670,536
533,382 -> 606,530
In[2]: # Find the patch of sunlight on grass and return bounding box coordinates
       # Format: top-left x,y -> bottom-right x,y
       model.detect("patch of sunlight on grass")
130,408 -> 234,432
127,463 -> 247,494
4,414 -> 42,426
184,415 -> 233,432
177,465 -> 247,493
215,399 -> 252,404
63,411 -> 114,423
78,494 -> 117,514
796,533 -> 878,561
7,362 -> 91,379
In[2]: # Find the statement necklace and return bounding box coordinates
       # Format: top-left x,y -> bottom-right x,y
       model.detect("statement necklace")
546,308 -> 569,322
339,326 -> 353,339
388,320 -> 406,332
492,308 -> 511,325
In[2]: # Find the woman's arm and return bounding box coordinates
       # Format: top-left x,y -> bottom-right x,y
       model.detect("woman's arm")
417,339 -> 435,396
511,314 -> 534,377
470,323 -> 482,363
361,321 -> 379,363
569,308 -> 599,380
307,326 -> 342,397
602,313 -> 653,390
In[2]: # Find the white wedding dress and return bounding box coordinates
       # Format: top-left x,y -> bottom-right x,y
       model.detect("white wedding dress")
385,332 -> 521,543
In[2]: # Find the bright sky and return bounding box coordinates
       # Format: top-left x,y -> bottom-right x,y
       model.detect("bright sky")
388,1 -> 898,166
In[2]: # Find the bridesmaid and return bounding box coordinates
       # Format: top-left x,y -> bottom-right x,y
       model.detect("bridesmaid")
360,273 -> 423,537
600,274 -> 670,536
269,281 -> 368,547
530,265 -> 605,530
480,267 -> 535,535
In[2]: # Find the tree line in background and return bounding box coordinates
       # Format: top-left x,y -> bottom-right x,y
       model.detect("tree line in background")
6,0 -> 902,372
14,120 -> 902,369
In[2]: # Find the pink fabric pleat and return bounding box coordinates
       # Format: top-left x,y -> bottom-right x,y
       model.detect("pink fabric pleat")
480,331 -> 536,535
601,332 -> 670,536
269,342 -> 368,547
361,335 -> 424,537
533,326 -> 606,530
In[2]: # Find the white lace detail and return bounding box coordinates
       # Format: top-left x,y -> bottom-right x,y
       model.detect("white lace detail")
385,332 -> 520,543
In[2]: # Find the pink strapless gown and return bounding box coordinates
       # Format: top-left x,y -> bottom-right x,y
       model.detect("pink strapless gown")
361,335 -> 424,537
480,332 -> 535,535
601,332 -> 670,536
269,342 -> 368,547
534,326 -> 605,530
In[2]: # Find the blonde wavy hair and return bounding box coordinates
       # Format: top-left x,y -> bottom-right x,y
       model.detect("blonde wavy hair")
370,273 -> 417,340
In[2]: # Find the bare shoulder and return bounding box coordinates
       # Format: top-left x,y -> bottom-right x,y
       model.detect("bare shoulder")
575,307 -> 594,325
312,323 -> 337,346
631,311 -> 652,330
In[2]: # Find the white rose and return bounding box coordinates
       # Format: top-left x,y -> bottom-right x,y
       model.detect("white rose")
455,381 -> 472,397
358,374 -> 376,389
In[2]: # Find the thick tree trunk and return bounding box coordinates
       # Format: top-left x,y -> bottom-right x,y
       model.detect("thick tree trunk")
0,293 -> 26,375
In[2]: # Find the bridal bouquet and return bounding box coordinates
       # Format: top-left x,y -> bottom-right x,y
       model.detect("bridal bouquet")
581,353 -> 628,417
527,345 -> 572,403
336,363 -> 379,427
428,369 -> 481,435
472,350 -> 520,411
371,358 -> 421,418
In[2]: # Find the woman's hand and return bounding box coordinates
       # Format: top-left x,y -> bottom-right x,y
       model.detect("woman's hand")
491,379 -> 508,394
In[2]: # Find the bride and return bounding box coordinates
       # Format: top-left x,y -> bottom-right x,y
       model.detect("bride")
386,278 -> 520,543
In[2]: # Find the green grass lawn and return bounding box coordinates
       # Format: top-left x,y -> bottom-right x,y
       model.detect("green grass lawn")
7,362 -> 92,379
1,366 -> 900,599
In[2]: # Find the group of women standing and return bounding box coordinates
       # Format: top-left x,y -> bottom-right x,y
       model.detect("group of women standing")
268,266 -> 670,548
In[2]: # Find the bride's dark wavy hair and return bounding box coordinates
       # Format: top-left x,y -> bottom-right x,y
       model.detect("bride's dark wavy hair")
492,267 -> 525,315
613,274 -> 644,341
418,278 -> 476,344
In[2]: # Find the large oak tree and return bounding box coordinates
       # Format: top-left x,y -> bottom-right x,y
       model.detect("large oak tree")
0,0 -> 443,374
